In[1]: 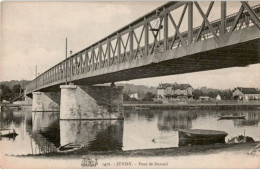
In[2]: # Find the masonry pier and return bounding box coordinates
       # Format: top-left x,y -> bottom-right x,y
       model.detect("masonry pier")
59,84 -> 124,120
32,92 -> 60,112
25,95 -> 33,104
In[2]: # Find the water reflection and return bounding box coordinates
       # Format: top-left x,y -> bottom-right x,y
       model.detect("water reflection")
214,110 -> 260,127
232,111 -> 260,127
0,109 -> 260,155
157,110 -> 197,131
60,120 -> 123,151
0,110 -> 24,129
30,112 -> 124,153
31,112 -> 60,154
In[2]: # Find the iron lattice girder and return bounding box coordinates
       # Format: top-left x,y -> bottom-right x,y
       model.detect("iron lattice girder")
194,1 -> 221,45
26,1 -> 260,94
195,1 -> 214,42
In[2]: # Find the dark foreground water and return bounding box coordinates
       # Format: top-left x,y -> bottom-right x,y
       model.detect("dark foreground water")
0,108 -> 260,156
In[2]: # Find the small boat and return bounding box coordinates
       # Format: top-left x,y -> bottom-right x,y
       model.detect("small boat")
58,143 -> 83,152
218,115 -> 246,119
178,129 -> 228,146
0,129 -> 18,138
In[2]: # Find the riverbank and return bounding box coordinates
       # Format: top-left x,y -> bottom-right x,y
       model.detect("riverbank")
3,142 -> 259,169
1,101 -> 260,111
124,103 -> 260,110
17,142 -> 259,158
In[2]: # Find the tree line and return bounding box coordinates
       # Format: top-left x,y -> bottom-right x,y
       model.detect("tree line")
192,88 -> 233,100
0,84 -> 23,102
123,87 -> 234,101
0,82 -> 245,102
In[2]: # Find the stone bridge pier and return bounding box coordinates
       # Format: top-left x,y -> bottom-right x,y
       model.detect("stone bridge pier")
59,84 -> 124,120
32,92 -> 60,112
31,84 -> 124,119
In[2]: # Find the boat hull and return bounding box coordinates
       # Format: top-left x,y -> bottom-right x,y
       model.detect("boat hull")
0,129 -> 18,138
58,143 -> 83,152
218,115 -> 246,119
178,129 -> 228,146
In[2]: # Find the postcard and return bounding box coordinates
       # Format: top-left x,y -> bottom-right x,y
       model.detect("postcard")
0,1 -> 260,169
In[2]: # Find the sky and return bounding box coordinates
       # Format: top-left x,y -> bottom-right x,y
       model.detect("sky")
0,1 -> 260,89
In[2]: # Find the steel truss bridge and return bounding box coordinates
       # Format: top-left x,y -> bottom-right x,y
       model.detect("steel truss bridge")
26,1 -> 260,94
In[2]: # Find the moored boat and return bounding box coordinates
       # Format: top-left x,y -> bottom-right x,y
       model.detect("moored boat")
178,129 -> 228,146
58,143 -> 83,152
218,115 -> 246,119
0,129 -> 18,138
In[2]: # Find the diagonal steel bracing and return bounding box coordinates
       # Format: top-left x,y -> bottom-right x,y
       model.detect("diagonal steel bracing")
25,1 -> 260,94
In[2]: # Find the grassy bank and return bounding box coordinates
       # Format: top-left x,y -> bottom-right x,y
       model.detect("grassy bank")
17,142 -> 259,159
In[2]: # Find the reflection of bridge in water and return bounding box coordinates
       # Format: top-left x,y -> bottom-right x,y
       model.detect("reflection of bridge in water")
60,120 -> 123,151
31,112 -> 60,154
30,112 -> 123,153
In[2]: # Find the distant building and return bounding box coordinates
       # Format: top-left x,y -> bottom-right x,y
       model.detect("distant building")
216,94 -> 222,100
198,96 -> 210,101
157,83 -> 193,101
129,93 -> 139,100
2,100 -> 10,103
233,87 -> 260,100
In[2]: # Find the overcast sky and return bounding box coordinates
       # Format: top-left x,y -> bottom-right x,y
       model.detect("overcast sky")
1,1 -> 260,89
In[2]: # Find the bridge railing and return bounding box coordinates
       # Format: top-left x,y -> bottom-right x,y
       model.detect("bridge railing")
25,2 -> 260,94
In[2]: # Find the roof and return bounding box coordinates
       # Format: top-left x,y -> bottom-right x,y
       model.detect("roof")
158,83 -> 192,90
235,87 -> 259,94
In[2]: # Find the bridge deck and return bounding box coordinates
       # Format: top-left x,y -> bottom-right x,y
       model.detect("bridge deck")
25,2 -> 260,94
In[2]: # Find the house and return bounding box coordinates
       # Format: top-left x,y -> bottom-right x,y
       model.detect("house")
233,87 -> 260,100
157,83 -> 193,101
198,96 -> 210,101
216,94 -> 222,100
2,100 -> 10,103
129,93 -> 139,100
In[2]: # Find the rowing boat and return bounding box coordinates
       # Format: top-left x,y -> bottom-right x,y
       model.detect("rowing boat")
58,143 -> 83,152
218,115 -> 246,119
0,129 -> 18,138
178,129 -> 228,146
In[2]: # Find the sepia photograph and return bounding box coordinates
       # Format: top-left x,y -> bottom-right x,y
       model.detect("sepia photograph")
0,0 -> 260,169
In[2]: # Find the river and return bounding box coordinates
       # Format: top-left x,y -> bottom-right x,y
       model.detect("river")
0,108 -> 260,156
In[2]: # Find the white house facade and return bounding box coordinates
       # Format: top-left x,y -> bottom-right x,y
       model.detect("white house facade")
233,87 -> 260,100
157,83 -> 193,101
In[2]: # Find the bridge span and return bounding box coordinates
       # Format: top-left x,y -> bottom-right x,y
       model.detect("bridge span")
24,1 -> 260,120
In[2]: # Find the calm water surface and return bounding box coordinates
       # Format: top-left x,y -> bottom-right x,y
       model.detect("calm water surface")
1,108 -> 260,155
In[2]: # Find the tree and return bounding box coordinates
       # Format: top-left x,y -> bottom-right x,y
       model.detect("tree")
12,84 -> 22,96
193,89 -> 204,100
221,89 -> 233,100
123,93 -> 131,101
142,92 -> 156,101
208,91 -> 217,98
0,84 -> 14,101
